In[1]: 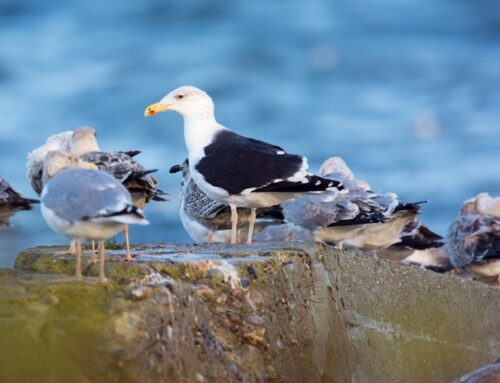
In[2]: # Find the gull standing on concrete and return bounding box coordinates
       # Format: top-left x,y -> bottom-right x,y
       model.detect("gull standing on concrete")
40,151 -> 148,282
447,193 -> 500,281
0,177 -> 39,227
69,127 -> 166,260
284,157 -> 440,249
145,86 -> 343,244
170,160 -> 283,243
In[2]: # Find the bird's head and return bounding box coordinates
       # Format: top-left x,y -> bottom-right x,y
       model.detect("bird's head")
475,192 -> 500,217
144,86 -> 214,118
69,126 -> 100,156
319,157 -> 354,180
43,151 -> 98,183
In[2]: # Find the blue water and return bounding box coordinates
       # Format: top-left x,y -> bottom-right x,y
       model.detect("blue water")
1,0 -> 499,267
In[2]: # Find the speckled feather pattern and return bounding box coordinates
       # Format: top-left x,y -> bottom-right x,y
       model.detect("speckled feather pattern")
80,151 -> 164,203
447,200 -> 500,268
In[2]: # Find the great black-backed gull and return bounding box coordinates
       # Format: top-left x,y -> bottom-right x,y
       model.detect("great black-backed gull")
70,127 -> 166,261
40,151 -> 148,282
0,177 -> 39,227
446,192 -> 500,282
283,156 -> 439,249
170,160 -> 283,243
145,86 -> 342,244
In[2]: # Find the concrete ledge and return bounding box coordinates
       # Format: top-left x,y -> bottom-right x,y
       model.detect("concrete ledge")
1,243 -> 498,383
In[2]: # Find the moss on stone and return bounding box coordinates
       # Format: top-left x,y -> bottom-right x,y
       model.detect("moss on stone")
5,243 -> 500,383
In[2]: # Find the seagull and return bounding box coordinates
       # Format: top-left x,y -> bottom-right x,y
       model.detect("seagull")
27,130 -> 85,253
170,160 -> 283,243
0,177 -> 39,227
26,131 -> 73,195
69,127 -> 166,261
284,156 -> 438,249
447,192 -> 500,282
145,86 -> 343,244
40,151 -> 148,282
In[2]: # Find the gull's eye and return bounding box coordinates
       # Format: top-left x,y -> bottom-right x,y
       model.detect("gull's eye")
175,94 -> 184,100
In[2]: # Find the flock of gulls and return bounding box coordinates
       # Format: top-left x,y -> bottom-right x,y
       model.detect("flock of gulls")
0,86 -> 499,284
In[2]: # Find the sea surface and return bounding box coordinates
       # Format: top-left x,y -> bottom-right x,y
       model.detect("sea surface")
1,0 -> 499,267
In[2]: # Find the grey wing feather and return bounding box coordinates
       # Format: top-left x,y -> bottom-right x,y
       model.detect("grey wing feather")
80,151 -> 162,202
182,178 -> 259,231
283,193 -> 360,230
447,212 -> 500,268
42,168 -> 131,222
27,162 -> 44,195
183,179 -> 227,220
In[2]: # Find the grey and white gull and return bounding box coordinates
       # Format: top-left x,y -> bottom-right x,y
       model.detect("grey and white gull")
71,127 -> 166,260
170,159 -> 283,243
145,86 -> 343,244
40,151 -> 149,282
283,157 -> 441,249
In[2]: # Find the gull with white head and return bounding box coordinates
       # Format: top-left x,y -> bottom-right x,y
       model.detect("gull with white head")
69,127 -> 167,261
145,86 -> 343,244
40,151 -> 149,282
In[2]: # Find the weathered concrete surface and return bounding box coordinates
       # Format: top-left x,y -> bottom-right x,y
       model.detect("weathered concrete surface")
451,361 -> 500,383
1,243 -> 499,383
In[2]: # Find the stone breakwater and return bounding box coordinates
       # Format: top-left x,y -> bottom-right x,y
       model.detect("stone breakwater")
0,243 -> 499,383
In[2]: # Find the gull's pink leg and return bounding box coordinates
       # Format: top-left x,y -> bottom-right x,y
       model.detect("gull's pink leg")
120,225 -> 134,262
98,240 -> 108,284
246,208 -> 257,244
207,229 -> 214,243
69,240 -> 76,254
230,205 -> 238,244
75,241 -> 82,282
91,241 -> 97,263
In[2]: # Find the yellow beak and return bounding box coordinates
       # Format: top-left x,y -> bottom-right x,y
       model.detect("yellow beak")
144,102 -> 170,117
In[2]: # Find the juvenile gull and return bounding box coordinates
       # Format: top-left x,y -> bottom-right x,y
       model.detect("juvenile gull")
69,127 -> 166,260
321,157 -> 439,249
447,192 -> 500,281
170,160 -> 284,243
26,131 -> 73,195
284,156 -> 438,249
0,177 -> 38,227
145,86 -> 342,244
40,151 -> 148,282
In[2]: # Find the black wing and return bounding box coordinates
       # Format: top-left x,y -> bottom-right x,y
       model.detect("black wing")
196,130 -> 341,195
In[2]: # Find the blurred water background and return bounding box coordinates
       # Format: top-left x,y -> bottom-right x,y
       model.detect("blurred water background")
1,0 -> 499,267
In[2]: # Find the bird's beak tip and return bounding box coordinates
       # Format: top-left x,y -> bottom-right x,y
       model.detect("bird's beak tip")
144,102 -> 170,118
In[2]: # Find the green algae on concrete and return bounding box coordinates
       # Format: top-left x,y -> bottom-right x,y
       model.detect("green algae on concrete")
4,243 -> 500,383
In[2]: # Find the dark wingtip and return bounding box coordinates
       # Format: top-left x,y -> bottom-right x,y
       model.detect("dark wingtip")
169,164 -> 183,174
122,150 -> 142,158
9,198 -> 40,209
24,198 -> 40,204
130,169 -> 158,179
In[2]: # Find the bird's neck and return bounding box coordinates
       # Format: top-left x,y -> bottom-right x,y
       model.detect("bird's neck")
183,111 -> 225,159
